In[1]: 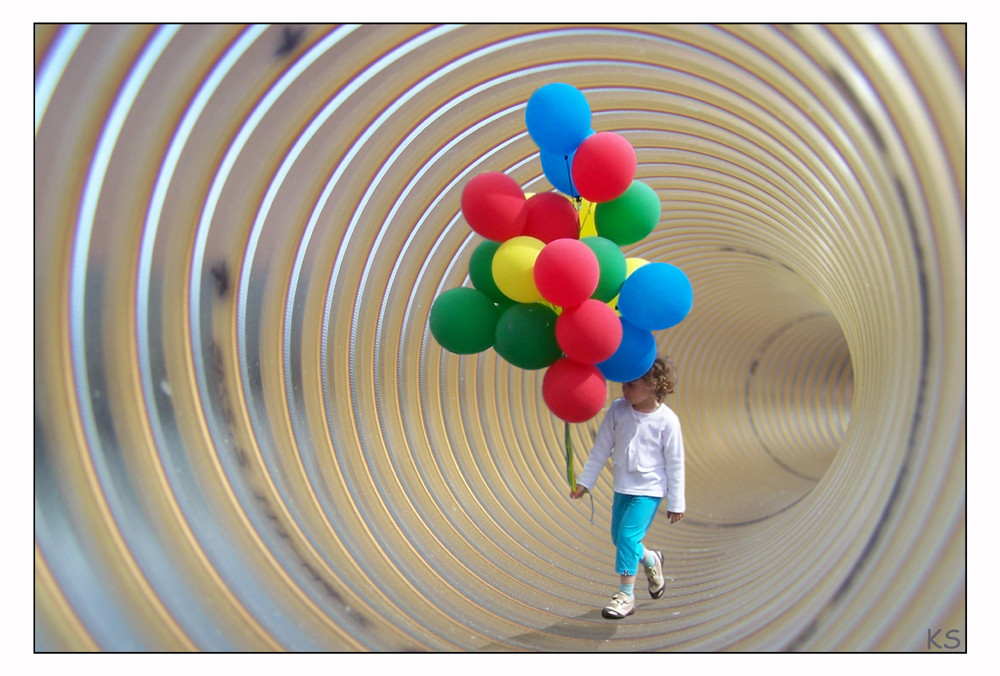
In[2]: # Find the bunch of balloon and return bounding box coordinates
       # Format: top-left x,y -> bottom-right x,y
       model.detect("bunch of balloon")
522,82 -> 693,419
429,82 -> 693,484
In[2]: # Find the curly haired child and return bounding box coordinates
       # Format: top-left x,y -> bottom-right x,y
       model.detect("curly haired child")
570,356 -> 685,619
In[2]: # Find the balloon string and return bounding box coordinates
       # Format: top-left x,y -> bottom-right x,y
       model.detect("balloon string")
565,420 -> 575,488
565,421 -> 594,525
563,154 -> 578,199
574,196 -> 583,237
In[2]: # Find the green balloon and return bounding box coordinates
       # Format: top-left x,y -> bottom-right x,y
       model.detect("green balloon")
594,180 -> 661,246
581,236 -> 627,303
430,287 -> 501,354
468,239 -> 511,303
494,303 -> 562,370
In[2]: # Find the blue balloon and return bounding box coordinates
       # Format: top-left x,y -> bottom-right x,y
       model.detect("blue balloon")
526,83 -> 592,156
597,318 -> 657,383
540,148 -> 578,197
618,262 -> 693,331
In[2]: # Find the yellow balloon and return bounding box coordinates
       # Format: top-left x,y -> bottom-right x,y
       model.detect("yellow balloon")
610,257 -> 650,311
625,256 -> 649,276
492,236 -> 545,303
578,198 -> 598,238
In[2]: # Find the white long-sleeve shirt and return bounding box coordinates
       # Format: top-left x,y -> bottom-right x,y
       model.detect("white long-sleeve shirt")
576,398 -> 686,513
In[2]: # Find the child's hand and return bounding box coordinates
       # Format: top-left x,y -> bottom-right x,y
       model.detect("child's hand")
667,511 -> 684,524
569,484 -> 588,499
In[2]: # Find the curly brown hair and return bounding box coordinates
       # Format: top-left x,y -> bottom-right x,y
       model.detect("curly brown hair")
641,356 -> 677,402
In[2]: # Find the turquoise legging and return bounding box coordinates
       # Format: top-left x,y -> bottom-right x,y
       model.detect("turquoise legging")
611,492 -> 663,575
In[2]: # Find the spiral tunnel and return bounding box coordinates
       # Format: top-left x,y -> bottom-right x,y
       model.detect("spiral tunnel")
34,24 -> 965,651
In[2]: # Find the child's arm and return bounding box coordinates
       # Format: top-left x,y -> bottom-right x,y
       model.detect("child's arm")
569,402 -> 617,497
663,418 -> 685,515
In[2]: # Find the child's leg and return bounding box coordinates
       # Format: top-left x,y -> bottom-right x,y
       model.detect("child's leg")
612,495 -> 662,577
609,492 -> 628,552
604,494 -> 662,619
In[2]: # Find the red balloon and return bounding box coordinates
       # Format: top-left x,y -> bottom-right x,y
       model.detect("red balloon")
460,172 -> 527,241
570,132 -> 637,203
514,192 -> 580,243
533,238 -> 600,308
543,358 -> 608,423
555,299 -> 623,364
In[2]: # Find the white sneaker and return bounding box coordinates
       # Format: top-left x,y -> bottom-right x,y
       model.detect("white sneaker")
601,592 -> 635,619
644,550 -> 666,599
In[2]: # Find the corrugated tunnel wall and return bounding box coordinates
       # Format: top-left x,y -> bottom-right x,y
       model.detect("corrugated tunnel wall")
34,24 -> 965,652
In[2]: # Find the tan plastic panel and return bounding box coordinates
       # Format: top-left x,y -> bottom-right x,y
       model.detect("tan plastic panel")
34,24 -> 964,651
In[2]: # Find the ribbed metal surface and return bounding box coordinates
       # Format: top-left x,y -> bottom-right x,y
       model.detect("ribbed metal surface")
34,24 -> 965,651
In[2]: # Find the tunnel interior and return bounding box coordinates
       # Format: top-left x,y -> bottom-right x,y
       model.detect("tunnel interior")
34,24 -> 965,651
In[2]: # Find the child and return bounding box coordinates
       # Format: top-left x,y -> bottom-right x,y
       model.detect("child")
569,356 -> 685,619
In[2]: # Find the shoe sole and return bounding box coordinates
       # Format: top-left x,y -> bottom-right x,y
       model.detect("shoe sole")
602,606 -> 635,620
647,551 -> 666,599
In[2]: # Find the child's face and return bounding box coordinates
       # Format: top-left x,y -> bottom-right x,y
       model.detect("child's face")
622,377 -> 657,409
